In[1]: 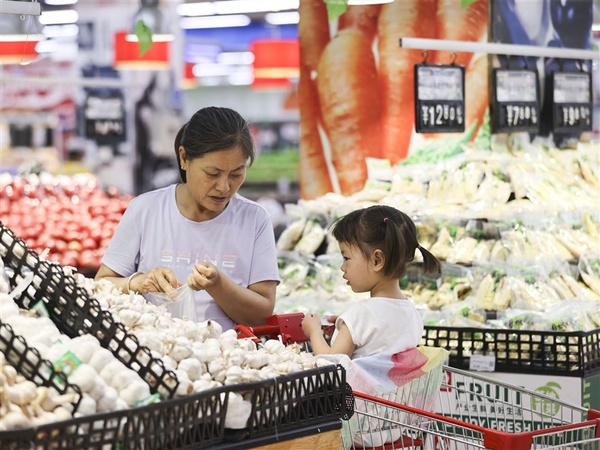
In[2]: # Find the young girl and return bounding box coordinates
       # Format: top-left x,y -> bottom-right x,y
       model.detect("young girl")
301,205 -> 441,359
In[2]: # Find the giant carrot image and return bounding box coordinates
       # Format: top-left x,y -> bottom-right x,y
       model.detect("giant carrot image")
433,0 -> 489,68
316,28 -> 382,195
377,0 -> 438,163
431,0 -> 489,138
298,0 -> 332,199
464,54 -> 489,133
297,0 -> 490,199
338,4 -> 382,43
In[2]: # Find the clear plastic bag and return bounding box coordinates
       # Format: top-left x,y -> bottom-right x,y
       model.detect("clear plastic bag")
147,284 -> 197,321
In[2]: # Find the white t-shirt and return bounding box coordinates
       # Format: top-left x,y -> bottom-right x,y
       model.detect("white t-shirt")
332,298 -> 424,359
102,184 -> 280,330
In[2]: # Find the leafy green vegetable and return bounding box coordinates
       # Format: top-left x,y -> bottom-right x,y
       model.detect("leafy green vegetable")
473,109 -> 491,150
324,0 -> 348,22
492,168 -> 510,182
399,121 -> 477,166
135,20 -> 153,56
461,0 -> 479,9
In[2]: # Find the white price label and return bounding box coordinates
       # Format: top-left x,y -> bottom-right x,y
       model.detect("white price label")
469,355 -> 496,372
553,72 -> 591,104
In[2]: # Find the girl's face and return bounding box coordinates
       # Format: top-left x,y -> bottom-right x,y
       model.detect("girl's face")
338,242 -> 378,293
180,146 -> 248,220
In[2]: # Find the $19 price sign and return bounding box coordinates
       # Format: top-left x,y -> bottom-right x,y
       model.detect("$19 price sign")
492,68 -> 540,134
552,71 -> 592,134
414,64 -> 465,133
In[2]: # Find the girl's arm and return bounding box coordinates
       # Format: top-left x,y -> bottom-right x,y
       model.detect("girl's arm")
302,314 -> 356,358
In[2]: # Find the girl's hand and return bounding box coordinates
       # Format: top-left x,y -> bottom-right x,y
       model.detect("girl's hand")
136,267 -> 182,294
187,262 -> 220,291
301,313 -> 323,337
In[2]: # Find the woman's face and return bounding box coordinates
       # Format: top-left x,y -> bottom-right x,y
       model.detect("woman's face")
181,146 -> 248,219
338,242 -> 377,293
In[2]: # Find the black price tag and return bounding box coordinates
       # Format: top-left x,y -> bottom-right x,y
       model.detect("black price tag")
414,64 -> 465,133
552,71 -> 592,133
84,92 -> 126,143
492,68 -> 539,134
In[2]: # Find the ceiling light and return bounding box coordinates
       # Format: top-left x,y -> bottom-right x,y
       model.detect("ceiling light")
43,24 -> 79,38
38,9 -> 79,26
180,15 -> 251,29
176,2 -> 215,17
216,51 -> 254,65
265,12 -> 299,25
44,0 -> 78,5
177,0 -> 299,17
215,0 -> 298,15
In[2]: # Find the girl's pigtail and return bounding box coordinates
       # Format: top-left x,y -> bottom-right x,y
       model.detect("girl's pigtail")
418,245 -> 442,277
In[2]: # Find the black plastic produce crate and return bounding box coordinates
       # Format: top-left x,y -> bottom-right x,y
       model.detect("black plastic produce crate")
224,363 -> 349,443
0,321 -> 83,413
422,325 -> 600,377
0,386 -> 227,450
0,222 -> 179,399
0,364 -> 347,450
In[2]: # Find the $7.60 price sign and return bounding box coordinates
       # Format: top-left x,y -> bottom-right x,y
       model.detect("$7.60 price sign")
414,64 -> 465,133
492,68 -> 540,134
552,71 -> 592,134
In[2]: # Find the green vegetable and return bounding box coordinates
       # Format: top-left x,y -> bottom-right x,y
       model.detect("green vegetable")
399,121 -> 477,166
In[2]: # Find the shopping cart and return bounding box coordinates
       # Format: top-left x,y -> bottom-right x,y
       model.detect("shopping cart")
343,365 -> 600,450
235,312 -> 310,345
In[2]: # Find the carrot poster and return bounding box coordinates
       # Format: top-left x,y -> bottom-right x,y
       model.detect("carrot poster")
297,0 -> 489,199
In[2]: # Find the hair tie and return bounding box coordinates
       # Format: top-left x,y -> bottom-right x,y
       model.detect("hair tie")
383,217 -> 388,223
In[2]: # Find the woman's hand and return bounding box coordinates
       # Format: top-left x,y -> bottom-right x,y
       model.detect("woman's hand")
301,313 -> 323,338
187,262 -> 220,291
133,267 -> 182,294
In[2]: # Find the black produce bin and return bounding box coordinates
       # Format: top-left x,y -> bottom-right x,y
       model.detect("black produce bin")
0,364 -> 348,450
422,325 -> 600,377
0,222 -> 179,399
0,321 -> 83,413
0,387 -> 227,450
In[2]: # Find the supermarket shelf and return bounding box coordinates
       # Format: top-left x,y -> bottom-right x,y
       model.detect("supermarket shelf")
400,37 -> 600,60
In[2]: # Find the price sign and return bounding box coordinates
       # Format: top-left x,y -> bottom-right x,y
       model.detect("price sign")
492,68 -> 539,134
414,64 -> 465,133
552,71 -> 592,133
85,92 -> 126,143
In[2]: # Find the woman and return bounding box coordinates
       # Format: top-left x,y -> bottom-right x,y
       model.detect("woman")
96,106 -> 280,330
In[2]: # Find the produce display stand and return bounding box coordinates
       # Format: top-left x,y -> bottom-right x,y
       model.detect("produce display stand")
422,325 -> 600,411
343,365 -> 600,449
0,222 -> 351,449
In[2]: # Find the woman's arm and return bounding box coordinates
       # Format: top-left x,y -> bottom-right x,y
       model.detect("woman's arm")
95,264 -> 181,294
187,262 -> 276,326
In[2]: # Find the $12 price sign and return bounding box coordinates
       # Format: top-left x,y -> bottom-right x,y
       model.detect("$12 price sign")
414,64 -> 465,133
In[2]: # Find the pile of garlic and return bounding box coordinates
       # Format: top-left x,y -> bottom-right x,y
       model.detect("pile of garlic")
0,353 -> 78,431
0,292 -> 153,421
77,276 -> 336,429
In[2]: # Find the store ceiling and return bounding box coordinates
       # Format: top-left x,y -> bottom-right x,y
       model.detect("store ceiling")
19,0 -> 299,86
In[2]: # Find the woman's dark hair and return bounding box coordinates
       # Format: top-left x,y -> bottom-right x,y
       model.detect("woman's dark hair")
174,106 -> 255,182
330,205 -> 441,279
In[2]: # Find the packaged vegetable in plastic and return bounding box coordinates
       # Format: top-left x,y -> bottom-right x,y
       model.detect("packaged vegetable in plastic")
147,284 -> 197,321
